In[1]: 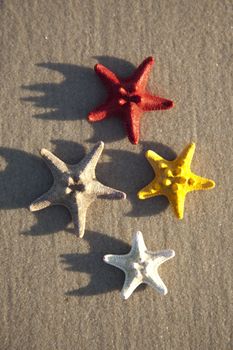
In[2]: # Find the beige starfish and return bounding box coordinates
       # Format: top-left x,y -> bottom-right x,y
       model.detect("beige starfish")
30,141 -> 126,237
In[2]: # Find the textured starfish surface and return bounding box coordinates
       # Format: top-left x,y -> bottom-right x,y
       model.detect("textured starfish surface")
104,231 -> 175,300
138,143 -> 215,219
30,141 -> 126,237
88,57 -> 174,144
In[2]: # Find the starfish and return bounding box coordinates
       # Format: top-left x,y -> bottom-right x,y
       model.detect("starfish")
88,57 -> 174,144
138,143 -> 215,219
104,231 -> 175,300
30,141 -> 126,237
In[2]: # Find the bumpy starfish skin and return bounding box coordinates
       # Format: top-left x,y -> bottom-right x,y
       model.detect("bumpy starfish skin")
138,143 -> 215,219
88,57 -> 174,144
104,231 -> 175,300
30,141 -> 126,237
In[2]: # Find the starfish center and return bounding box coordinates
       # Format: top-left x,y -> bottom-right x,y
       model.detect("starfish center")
157,162 -> 196,193
69,183 -> 85,192
68,178 -> 86,193
132,260 -> 150,277
118,86 -> 141,106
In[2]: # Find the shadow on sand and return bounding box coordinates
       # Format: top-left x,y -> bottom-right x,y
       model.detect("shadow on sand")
0,140 -> 176,235
21,56 -> 138,143
60,230 -> 147,296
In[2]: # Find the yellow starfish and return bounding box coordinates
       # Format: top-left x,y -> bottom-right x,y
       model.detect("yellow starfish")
137,143 -> 215,219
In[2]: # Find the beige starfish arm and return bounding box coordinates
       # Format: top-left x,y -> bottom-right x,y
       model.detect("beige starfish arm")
150,249 -> 175,265
78,142 -> 104,179
29,187 -> 57,211
64,198 -> 89,238
40,148 -> 68,178
121,273 -> 142,300
93,181 -> 126,200
137,181 -> 161,200
145,273 -> 168,295
168,192 -> 186,219
176,143 -> 195,168
189,174 -> 215,191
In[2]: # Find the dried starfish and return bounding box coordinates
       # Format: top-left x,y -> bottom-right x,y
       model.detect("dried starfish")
104,231 -> 175,299
88,57 -> 174,144
30,141 -> 126,237
138,143 -> 215,219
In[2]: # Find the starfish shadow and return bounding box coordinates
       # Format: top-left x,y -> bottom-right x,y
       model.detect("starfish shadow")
48,139 -> 176,218
60,230 -> 146,296
0,144 -> 84,235
21,62 -> 99,121
0,139 -> 175,235
0,147 -> 53,210
99,141 -> 177,217
21,57 -> 137,143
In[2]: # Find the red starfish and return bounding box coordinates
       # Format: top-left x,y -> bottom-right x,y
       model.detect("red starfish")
88,57 -> 174,144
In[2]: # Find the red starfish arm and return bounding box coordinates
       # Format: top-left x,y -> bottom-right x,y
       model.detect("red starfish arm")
123,103 -> 142,144
88,98 -> 120,122
141,93 -> 174,111
130,56 -> 155,90
94,64 -> 120,89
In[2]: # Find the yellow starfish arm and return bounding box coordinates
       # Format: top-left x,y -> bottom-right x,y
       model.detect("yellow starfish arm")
137,181 -> 161,199
188,174 -> 215,191
176,143 -> 195,168
145,150 -> 164,172
146,149 -> 163,162
168,191 -> 186,219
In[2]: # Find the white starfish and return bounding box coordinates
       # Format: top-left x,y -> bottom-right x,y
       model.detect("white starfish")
30,141 -> 126,237
104,231 -> 175,299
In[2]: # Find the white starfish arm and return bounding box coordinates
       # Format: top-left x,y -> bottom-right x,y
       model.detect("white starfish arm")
93,181 -> 126,200
103,254 -> 129,271
30,186 -> 58,211
121,273 -> 142,300
40,148 -> 68,178
78,142 -> 104,179
150,249 -> 175,266
131,231 -> 147,260
145,273 -> 168,295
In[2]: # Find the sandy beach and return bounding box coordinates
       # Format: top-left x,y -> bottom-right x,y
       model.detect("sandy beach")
0,1 -> 232,349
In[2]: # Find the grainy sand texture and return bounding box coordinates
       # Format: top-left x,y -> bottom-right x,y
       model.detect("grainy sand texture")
0,1 -> 232,349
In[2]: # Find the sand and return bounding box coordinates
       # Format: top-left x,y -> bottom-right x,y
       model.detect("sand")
0,0 -> 232,349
